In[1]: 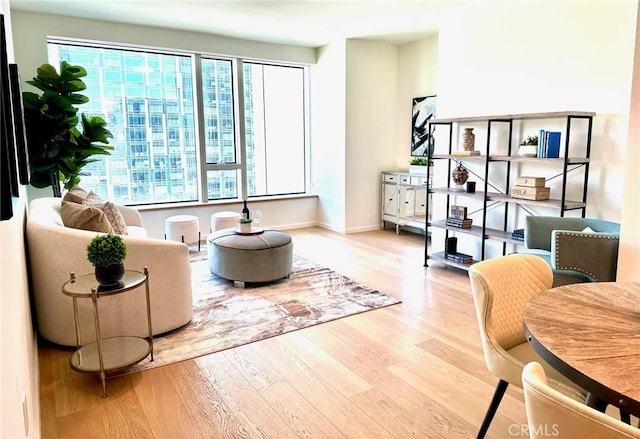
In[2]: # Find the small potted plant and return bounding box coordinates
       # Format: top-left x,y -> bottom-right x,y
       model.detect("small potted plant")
87,234 -> 127,286
409,157 -> 434,175
239,217 -> 253,234
518,135 -> 539,157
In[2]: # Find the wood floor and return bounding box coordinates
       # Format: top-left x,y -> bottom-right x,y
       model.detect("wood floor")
38,227 -> 530,438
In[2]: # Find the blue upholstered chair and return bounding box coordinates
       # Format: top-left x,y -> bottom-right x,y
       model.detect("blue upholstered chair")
523,216 -> 620,287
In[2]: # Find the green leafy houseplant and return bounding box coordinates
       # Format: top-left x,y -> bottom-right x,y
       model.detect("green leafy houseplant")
521,135 -> 539,146
410,157 -> 434,167
239,217 -> 253,224
87,234 -> 127,268
22,61 -> 114,196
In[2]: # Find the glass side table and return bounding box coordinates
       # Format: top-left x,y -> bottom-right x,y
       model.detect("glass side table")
62,268 -> 154,398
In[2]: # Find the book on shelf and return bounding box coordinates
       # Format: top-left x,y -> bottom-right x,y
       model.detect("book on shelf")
452,150 -> 481,156
512,228 -> 525,241
446,217 -> 473,228
536,130 -> 561,158
538,129 -> 545,158
445,252 -> 474,263
545,131 -> 561,158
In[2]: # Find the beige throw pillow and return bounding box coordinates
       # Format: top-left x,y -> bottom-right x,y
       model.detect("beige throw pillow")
60,201 -> 114,233
62,186 -> 90,204
83,199 -> 128,235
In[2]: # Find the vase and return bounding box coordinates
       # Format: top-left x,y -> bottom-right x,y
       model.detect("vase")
462,128 -> 475,151
95,263 -> 125,286
518,144 -> 538,157
451,163 -> 469,190
239,222 -> 252,233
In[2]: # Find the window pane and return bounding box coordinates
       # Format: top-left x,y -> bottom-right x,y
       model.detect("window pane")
206,169 -> 239,200
48,43 -> 198,205
244,63 -> 306,197
201,58 -> 235,164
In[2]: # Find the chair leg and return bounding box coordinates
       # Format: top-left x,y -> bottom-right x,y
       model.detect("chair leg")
477,379 -> 509,439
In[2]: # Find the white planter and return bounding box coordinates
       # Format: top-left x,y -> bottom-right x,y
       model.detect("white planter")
409,165 -> 434,175
239,222 -> 252,233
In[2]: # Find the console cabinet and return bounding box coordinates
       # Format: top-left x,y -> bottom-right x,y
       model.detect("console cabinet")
381,171 -> 432,234
424,111 -> 594,269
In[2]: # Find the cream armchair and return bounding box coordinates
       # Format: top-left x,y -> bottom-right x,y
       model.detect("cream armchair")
523,216 -> 620,286
523,362 -> 640,439
26,197 -> 193,346
468,254 -> 586,439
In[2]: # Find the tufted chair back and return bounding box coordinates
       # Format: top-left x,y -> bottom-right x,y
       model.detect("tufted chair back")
469,254 -> 552,382
523,362 -> 640,439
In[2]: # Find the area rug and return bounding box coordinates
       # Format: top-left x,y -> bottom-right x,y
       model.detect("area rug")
122,253 -> 400,375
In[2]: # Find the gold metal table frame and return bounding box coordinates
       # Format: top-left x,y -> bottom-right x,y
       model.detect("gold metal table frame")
62,267 -> 154,398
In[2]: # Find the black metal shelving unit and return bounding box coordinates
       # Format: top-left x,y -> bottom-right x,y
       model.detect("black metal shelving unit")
423,111 -> 594,269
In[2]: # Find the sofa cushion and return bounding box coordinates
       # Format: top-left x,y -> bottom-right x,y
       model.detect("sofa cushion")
60,201 -> 114,233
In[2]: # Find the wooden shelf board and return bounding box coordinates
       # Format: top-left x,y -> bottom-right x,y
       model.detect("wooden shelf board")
486,193 -> 586,210
431,154 -> 589,165
429,111 -> 595,124
429,251 -> 478,270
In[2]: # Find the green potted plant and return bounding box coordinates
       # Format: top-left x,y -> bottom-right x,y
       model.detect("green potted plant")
22,61 -> 114,196
409,157 -> 434,175
239,217 -> 253,233
87,234 -> 127,286
518,135 -> 539,157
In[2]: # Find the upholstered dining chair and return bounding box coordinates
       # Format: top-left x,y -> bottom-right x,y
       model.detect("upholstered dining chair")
522,362 -> 640,439
468,254 -> 586,439
522,216 -> 620,286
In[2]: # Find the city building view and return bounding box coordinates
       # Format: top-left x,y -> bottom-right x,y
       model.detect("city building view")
49,41 -> 306,205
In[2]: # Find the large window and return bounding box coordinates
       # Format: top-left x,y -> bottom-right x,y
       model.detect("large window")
48,40 -> 309,205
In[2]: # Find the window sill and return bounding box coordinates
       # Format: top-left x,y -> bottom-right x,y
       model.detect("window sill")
133,193 -> 318,212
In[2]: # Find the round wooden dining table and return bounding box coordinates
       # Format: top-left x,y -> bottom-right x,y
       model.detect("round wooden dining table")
523,281 -> 640,421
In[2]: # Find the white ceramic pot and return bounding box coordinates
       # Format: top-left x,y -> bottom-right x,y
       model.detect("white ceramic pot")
518,144 -> 538,157
409,165 -> 434,175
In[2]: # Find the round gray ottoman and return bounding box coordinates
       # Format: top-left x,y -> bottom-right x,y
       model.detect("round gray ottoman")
207,229 -> 293,284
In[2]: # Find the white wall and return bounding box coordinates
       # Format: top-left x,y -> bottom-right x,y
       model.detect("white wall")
394,36 -> 439,169
140,196 -> 317,239
345,39 -> 398,232
618,2 -> 640,281
311,41 -> 348,232
1,2 -> 40,437
435,0 -> 635,220
398,0 -> 638,258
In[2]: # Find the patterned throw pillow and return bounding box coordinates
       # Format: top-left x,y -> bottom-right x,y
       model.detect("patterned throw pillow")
82,198 -> 129,235
86,191 -> 104,202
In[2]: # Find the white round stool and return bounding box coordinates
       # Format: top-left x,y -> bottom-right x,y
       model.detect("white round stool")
211,211 -> 241,232
165,215 -> 201,251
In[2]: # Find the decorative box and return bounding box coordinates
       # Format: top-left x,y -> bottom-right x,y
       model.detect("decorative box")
516,176 -> 546,187
450,205 -> 468,219
511,186 -> 550,200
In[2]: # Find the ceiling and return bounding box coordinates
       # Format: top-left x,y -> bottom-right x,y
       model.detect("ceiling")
10,0 -> 472,47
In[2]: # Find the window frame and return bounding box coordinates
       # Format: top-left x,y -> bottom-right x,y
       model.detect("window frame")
46,36 -> 311,206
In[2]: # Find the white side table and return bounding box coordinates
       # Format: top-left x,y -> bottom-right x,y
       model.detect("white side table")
165,214 -> 200,251
211,211 -> 240,232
